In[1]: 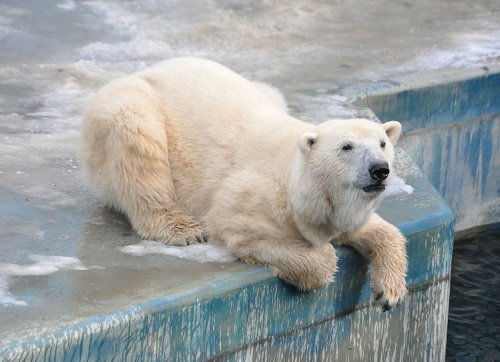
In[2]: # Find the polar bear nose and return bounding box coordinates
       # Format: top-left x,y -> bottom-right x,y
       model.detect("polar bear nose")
369,162 -> 390,181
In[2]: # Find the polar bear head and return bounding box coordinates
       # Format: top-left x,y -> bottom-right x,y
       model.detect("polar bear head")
298,119 -> 401,197
291,118 -> 402,241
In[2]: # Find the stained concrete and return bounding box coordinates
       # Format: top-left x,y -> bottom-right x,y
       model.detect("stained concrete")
0,0 -> 498,357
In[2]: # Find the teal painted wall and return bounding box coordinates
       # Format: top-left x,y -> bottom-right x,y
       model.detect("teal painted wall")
2,226 -> 453,361
364,72 -> 500,230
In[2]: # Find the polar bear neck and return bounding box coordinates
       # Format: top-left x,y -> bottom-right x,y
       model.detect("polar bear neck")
289,151 -> 378,246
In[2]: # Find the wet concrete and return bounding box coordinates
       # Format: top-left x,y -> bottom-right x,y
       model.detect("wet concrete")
0,0 -> 498,356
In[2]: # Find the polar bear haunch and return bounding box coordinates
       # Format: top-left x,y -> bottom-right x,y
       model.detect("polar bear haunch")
81,58 -> 407,310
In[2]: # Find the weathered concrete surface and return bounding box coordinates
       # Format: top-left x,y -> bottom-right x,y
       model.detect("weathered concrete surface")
0,0 -> 498,360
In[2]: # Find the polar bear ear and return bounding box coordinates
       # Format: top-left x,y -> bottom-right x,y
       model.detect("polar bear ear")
299,132 -> 318,152
382,121 -> 402,145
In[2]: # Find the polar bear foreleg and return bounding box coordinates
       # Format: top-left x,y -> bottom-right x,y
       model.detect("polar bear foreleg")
344,213 -> 407,311
238,240 -> 338,291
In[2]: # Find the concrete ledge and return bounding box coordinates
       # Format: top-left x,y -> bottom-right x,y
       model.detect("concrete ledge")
0,146 -> 454,360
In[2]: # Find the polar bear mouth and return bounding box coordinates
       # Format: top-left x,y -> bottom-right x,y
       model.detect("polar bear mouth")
362,184 -> 386,193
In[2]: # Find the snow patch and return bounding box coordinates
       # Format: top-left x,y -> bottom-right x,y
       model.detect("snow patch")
325,95 -> 355,118
0,255 -> 90,306
57,0 -> 77,11
78,39 -> 171,62
120,241 -> 237,263
0,5 -> 28,38
0,275 -> 26,306
84,0 -> 138,35
386,174 -> 414,196
405,30 -> 500,71
295,92 -> 355,123
0,255 -> 87,276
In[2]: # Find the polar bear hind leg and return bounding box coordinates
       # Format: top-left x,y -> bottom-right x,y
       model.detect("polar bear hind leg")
82,77 -> 206,246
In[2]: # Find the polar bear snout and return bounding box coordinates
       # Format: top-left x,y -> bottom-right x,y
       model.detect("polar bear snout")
359,161 -> 391,193
369,162 -> 390,182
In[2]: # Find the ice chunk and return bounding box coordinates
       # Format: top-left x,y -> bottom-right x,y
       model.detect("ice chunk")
120,241 -> 237,263
57,0 -> 76,11
0,275 -> 27,306
0,255 -> 87,276
0,255 -> 89,306
386,174 -> 414,196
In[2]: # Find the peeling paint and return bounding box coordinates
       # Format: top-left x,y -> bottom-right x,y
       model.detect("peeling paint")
1,220 -> 453,360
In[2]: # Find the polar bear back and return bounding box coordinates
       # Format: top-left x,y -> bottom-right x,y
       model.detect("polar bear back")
133,58 -> 306,165
82,58 -> 311,216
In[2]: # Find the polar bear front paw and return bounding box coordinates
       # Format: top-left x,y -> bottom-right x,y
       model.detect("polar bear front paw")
272,242 -> 338,291
164,226 -> 208,246
372,272 -> 407,312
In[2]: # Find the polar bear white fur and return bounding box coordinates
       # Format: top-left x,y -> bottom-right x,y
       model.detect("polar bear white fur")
81,58 -> 407,310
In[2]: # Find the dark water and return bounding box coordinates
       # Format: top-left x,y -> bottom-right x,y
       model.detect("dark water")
446,223 -> 500,361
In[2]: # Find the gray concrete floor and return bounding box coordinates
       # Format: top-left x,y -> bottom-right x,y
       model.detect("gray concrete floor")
1,0 -> 499,345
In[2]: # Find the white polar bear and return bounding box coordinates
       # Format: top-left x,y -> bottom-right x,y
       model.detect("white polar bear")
81,58 -> 407,310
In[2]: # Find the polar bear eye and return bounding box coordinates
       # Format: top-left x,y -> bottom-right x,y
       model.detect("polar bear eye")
380,141 -> 386,148
342,144 -> 353,151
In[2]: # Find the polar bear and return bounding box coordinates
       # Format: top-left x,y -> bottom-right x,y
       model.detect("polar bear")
81,58 -> 407,310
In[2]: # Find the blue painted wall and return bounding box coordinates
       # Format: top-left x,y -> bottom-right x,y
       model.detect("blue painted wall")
364,72 -> 500,230
2,226 -> 453,361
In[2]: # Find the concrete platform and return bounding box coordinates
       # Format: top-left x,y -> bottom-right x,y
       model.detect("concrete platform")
1,0 -> 498,360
